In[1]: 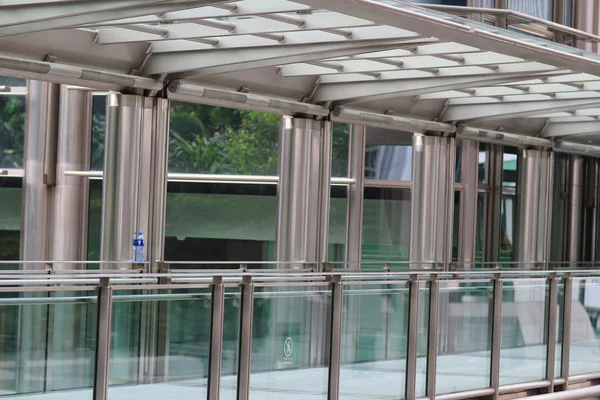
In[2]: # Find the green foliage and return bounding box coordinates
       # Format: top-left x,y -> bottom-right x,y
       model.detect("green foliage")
169,104 -> 280,175
0,95 -> 25,169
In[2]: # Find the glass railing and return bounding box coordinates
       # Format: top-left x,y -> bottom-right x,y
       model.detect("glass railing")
0,263 -> 599,399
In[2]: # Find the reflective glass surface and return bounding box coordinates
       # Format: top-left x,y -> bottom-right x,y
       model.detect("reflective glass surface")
500,194 -> 516,264
329,186 -> 348,263
169,102 -> 279,175
91,93 -> 106,171
499,280 -> 548,386
365,128 -> 412,181
164,182 -> 277,265
570,279 -> 600,376
509,0 -> 553,20
361,188 -> 411,266
340,283 -> 409,399
0,94 -> 25,169
437,281 -> 493,394
0,291 -> 96,396
250,285 -> 330,399
0,178 -> 21,261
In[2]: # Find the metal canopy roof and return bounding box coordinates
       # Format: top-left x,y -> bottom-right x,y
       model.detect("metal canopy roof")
4,0 -> 600,149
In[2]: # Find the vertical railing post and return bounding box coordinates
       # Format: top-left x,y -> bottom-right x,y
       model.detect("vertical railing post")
328,275 -> 343,400
406,275 -> 420,400
236,276 -> 254,400
207,276 -> 225,400
546,274 -> 559,392
426,275 -> 440,400
490,274 -> 503,400
93,277 -> 113,400
559,275 -> 573,391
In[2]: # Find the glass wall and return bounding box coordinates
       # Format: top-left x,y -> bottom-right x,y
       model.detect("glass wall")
509,0 -> 553,20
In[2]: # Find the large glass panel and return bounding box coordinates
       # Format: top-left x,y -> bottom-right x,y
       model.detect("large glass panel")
499,279 -> 548,386
437,280 -> 493,394
365,128 -> 412,181
109,292 -> 141,386
416,284 -> 429,397
329,186 -> 347,263
250,285 -> 330,399
0,77 -> 26,86
509,0 -> 553,20
221,288 -> 242,400
0,290 -> 96,397
91,93 -> 107,171
476,192 -> 487,265
502,147 -> 518,188
452,191 -> 461,262
340,282 -> 409,399
500,194 -> 516,264
0,178 -> 22,261
570,279 -> 600,376
169,102 -> 279,175
362,188 -> 411,267
87,179 -> 102,263
478,143 -> 487,184
164,182 -> 277,265
332,122 -> 349,178
166,288 -> 211,385
0,94 -> 25,169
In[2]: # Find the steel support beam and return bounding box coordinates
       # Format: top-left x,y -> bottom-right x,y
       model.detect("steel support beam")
459,140 -> 479,267
314,71 -> 558,104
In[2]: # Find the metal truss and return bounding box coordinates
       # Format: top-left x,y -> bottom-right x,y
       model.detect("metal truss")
3,0 -> 600,144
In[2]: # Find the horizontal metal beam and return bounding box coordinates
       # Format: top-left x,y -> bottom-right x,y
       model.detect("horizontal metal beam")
331,107 -> 456,133
441,98 -> 600,122
313,71 -> 558,103
143,39 -> 420,76
542,121 -> 600,138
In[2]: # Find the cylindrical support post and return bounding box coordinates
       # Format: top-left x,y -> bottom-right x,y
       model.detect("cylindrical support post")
276,116 -> 332,266
515,149 -> 553,266
50,86 -> 93,269
486,145 -> 504,262
345,125 -> 366,266
100,94 -> 145,265
21,80 -> 60,267
490,275 -> 503,399
207,276 -> 225,400
236,276 -> 254,400
405,276 -> 420,400
93,278 -> 113,400
137,97 -> 170,271
426,276 -> 440,399
559,276 -> 573,388
18,80 -> 60,394
410,135 -> 456,267
328,275 -> 343,400
459,140 -> 479,267
568,157 -> 584,265
546,274 -> 559,392
582,159 -> 599,262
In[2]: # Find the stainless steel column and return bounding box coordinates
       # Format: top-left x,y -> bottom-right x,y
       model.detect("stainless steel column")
137,97 -> 170,271
21,80 -> 59,267
50,86 -> 92,268
515,149 -> 553,265
582,159 -> 599,262
19,80 -> 59,394
568,156 -> 584,265
276,116 -> 332,266
459,140 -> 479,268
345,124 -> 366,266
486,145 -> 503,262
100,94 -> 145,265
410,134 -> 456,267
48,86 -> 93,391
